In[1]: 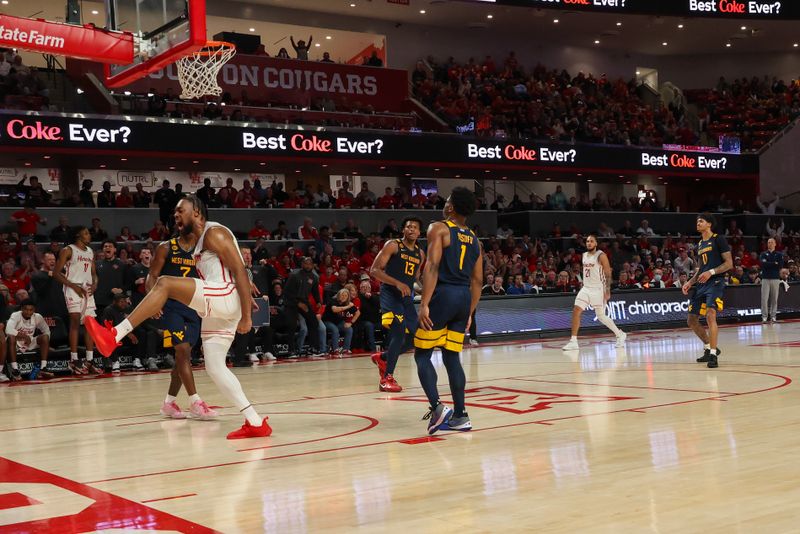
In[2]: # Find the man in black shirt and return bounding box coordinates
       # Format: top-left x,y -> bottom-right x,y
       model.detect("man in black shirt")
132,183 -> 151,208
284,257 -> 323,357
89,218 -> 108,242
196,178 -> 216,206
30,252 -> 68,321
153,180 -> 177,226
95,241 -> 130,313
49,216 -> 71,244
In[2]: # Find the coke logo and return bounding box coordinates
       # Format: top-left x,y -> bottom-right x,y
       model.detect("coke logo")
290,133 -> 332,153
6,119 -> 62,141
669,154 -> 697,168
504,144 -> 537,161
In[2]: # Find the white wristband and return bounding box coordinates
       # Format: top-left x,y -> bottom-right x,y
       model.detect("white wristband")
710,269 -> 716,275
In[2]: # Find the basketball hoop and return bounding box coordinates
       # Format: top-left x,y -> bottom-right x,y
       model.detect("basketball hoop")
176,41 -> 236,100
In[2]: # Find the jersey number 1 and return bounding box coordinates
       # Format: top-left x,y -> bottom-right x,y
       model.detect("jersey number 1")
459,244 -> 466,270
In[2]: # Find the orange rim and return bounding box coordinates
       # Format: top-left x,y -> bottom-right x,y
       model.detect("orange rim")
191,41 -> 235,58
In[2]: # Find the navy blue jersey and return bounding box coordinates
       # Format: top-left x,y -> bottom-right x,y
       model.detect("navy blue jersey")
384,239 -> 422,295
162,237 -> 197,278
438,220 -> 480,286
696,233 -> 730,282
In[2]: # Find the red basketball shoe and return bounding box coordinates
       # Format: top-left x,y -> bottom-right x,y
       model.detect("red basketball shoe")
370,352 -> 387,378
226,417 -> 272,439
379,374 -> 402,393
84,318 -> 121,357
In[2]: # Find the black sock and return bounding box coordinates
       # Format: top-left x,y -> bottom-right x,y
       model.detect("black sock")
414,349 -> 439,408
442,348 -> 466,418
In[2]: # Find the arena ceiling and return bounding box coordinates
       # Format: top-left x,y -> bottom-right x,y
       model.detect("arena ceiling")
244,0 -> 800,56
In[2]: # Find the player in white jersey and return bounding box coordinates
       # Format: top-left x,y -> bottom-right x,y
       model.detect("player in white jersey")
85,196 -> 271,439
562,235 -> 626,351
53,226 -> 102,375
4,300 -> 53,380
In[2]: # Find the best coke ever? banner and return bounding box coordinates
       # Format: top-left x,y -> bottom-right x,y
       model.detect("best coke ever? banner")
485,0 -> 794,19
0,112 -> 758,177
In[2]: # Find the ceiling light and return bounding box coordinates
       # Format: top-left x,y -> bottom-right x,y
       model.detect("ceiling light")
325,35 -> 331,40
487,14 -> 493,19
419,9 -> 425,14
553,18 -> 559,23
594,40 -> 600,45
91,9 -> 98,14
169,166 -> 175,170
616,21 -> 622,26
794,43 -> 799,48
726,43 -> 732,48
76,88 -> 84,94
120,158 -> 127,161
234,168 -> 241,171
314,43 -> 320,47
43,155 -> 50,159
249,28 -> 255,32
662,42 -> 668,46
259,162 -> 266,166
193,160 -> 199,164
587,179 -> 593,182
1,1 -> 9,5
295,170 -> 301,173
455,174 -> 461,178
24,162 -> 31,166
99,164 -> 106,168
350,3 -> 355,6
123,90 -> 131,95
740,25 -> 747,30
678,23 -> 684,29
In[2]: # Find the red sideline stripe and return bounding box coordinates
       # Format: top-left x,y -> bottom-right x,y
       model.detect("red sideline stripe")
141,493 -> 197,503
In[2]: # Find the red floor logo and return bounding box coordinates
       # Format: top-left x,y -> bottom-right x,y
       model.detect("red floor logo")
389,386 -> 638,415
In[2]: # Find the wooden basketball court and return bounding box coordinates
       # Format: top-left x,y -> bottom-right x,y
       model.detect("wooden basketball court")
2,321 -> 799,532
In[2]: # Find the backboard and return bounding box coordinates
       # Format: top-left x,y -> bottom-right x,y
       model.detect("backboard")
104,0 -> 207,88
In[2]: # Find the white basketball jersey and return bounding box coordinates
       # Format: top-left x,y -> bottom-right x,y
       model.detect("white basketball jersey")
65,244 -> 94,286
194,221 -> 244,283
582,251 -> 606,290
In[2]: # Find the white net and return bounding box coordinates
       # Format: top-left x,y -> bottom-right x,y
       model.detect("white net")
176,42 -> 236,100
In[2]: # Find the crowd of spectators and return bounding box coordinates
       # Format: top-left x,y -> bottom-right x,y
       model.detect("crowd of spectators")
3,193 -> 800,378
0,48 -> 55,113
412,53 -> 694,148
688,76 -> 800,151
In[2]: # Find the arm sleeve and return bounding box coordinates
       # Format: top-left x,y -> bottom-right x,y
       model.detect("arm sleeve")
35,314 -> 50,336
5,313 -> 18,336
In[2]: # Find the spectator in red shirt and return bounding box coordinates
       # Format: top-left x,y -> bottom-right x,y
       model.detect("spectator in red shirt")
233,186 -> 254,208
1,261 -> 29,302
411,185 -> 427,208
298,218 -> 319,240
335,189 -> 354,209
283,191 -> 301,208
10,204 -> 46,238
248,219 -> 271,240
116,186 -> 134,208
147,220 -> 169,241
377,187 -> 397,209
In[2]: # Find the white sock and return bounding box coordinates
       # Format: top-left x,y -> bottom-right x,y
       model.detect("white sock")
40,360 -> 47,369
203,340 -> 262,426
70,352 -> 78,361
242,405 -> 262,426
10,362 -> 18,369
114,320 -> 133,342
704,343 -> 710,350
596,313 -> 622,336
85,351 -> 94,362
165,394 -> 177,404
189,393 -> 201,404
570,336 -> 577,342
